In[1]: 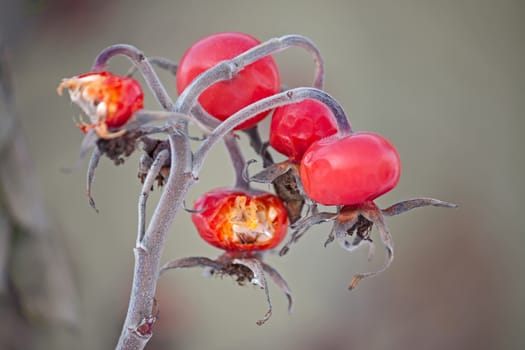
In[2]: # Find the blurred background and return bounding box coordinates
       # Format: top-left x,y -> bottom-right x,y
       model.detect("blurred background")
1,0 -> 524,349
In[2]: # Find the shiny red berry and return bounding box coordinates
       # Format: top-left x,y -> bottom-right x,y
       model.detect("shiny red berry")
191,188 -> 289,252
176,32 -> 281,130
300,132 -> 401,205
269,99 -> 338,162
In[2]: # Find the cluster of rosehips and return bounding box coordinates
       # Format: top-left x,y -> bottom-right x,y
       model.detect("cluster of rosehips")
58,32 -> 456,325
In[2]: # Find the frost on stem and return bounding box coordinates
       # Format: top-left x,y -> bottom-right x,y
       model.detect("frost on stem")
174,34 -> 326,117
132,299 -> 160,339
57,32 -> 458,350
192,87 -> 351,179
58,35 -> 334,350
137,149 -> 170,244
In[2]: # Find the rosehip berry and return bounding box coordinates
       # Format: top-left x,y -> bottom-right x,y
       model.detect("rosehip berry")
300,132 -> 401,205
191,189 -> 289,252
57,71 -> 143,138
176,32 -> 281,130
269,99 -> 338,162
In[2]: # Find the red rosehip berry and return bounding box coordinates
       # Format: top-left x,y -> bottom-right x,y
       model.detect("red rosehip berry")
300,132 -> 401,205
269,99 -> 339,162
176,32 -> 281,130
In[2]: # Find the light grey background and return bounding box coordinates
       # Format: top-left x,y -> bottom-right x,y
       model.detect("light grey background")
2,0 -> 524,349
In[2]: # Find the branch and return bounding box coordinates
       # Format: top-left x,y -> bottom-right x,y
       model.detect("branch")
116,130 -> 194,349
223,132 -> 250,190
193,87 -> 351,177
175,34 -> 325,119
92,44 -> 175,111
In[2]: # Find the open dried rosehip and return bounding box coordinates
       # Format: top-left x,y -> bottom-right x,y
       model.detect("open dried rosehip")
182,188 -> 292,324
57,71 -> 144,138
191,188 -> 289,252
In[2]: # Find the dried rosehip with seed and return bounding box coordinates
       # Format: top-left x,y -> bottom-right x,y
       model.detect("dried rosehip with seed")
270,99 -> 338,162
176,32 -> 281,130
164,188 -> 292,325
300,132 -> 401,205
191,188 -> 289,252
57,71 -> 144,139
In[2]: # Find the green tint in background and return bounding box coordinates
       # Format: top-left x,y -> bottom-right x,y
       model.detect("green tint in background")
1,0 -> 524,349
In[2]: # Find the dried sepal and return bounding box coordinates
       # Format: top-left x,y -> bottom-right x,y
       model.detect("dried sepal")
95,129 -> 143,165
280,208 -> 337,256
160,256 -> 223,273
346,198 -> 457,289
61,128 -> 99,174
160,253 -> 292,326
346,203 -> 394,290
261,261 -> 293,313
381,197 -> 458,216
331,207 -> 361,249
278,196 -> 456,290
86,147 -> 102,212
249,162 -> 307,224
248,160 -> 291,184
232,257 -> 273,325
272,167 -> 306,224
